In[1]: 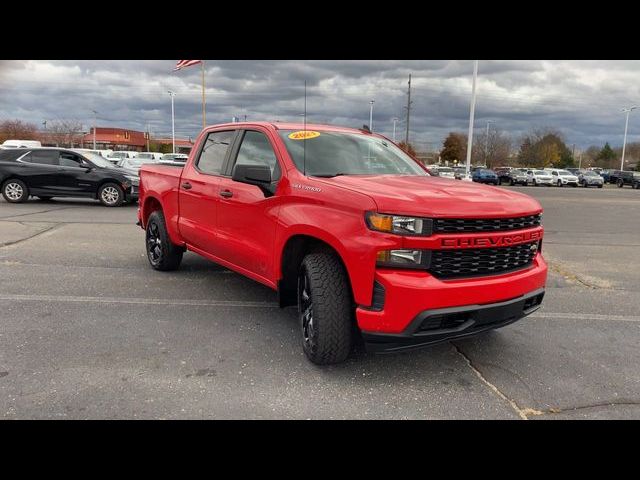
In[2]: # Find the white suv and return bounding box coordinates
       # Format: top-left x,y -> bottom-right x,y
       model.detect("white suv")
526,169 -> 553,186
547,168 -> 579,187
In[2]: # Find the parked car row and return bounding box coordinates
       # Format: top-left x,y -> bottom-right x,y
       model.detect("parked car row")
0,147 -> 139,206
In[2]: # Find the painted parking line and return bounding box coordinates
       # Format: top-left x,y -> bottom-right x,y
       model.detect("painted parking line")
529,312 -> 640,323
0,293 -> 278,308
0,293 -> 639,322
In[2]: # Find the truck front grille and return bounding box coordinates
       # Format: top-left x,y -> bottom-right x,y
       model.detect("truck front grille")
433,214 -> 541,233
428,241 -> 538,279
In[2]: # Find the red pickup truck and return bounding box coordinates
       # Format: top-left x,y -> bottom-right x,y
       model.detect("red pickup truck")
138,122 -> 547,365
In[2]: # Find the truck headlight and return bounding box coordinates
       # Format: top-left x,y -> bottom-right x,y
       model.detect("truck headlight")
366,212 -> 432,236
376,249 -> 430,269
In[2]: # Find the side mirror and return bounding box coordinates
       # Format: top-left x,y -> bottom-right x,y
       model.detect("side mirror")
80,161 -> 93,170
232,163 -> 271,185
232,164 -> 274,197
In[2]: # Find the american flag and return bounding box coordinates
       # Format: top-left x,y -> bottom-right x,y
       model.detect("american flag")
174,60 -> 202,71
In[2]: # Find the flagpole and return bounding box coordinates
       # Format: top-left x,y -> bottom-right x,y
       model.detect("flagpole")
201,61 -> 206,128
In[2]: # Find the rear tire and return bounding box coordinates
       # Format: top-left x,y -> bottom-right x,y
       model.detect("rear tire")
145,210 -> 183,271
98,183 -> 124,207
298,251 -> 353,365
617,179 -> 624,188
2,179 -> 29,203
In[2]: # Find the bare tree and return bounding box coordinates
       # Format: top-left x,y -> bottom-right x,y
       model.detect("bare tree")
46,120 -> 85,147
474,129 -> 512,168
0,119 -> 38,143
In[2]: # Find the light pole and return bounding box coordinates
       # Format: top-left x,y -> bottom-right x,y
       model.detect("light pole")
621,106 -> 637,171
369,100 -> 375,131
168,90 -> 176,154
392,117 -> 399,142
484,120 -> 493,166
91,110 -> 97,149
464,60 -> 479,181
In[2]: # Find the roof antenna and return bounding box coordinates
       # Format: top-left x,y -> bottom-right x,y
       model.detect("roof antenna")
303,80 -> 307,176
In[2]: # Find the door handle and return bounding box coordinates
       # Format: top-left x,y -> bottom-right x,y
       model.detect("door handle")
181,182 -> 192,190
220,190 -> 233,198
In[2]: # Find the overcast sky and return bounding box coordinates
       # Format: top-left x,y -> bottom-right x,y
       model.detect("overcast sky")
1,60 -> 639,151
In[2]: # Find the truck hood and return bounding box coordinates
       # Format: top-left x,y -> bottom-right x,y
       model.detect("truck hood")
316,175 -> 542,217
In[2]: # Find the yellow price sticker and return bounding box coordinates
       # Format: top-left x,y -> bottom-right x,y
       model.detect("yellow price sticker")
288,130 -> 321,140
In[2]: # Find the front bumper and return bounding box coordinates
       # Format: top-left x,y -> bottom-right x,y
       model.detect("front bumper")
127,185 -> 139,201
356,253 -> 547,349
362,287 -> 545,353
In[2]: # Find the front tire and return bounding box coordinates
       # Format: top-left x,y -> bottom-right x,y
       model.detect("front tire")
2,179 -> 29,203
557,180 -> 563,187
298,251 -> 353,365
98,183 -> 124,207
617,179 -> 624,188
145,210 -> 183,271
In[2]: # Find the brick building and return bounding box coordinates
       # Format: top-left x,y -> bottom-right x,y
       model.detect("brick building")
79,128 -> 194,153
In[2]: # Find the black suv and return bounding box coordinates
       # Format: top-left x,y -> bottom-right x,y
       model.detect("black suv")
497,168 -> 528,186
608,170 -> 623,184
0,148 -> 138,206
616,170 -> 640,188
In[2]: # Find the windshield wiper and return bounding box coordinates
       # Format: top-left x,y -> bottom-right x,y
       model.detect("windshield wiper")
311,172 -> 348,178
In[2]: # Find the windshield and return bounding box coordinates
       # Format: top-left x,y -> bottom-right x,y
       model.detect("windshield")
123,159 -> 144,167
278,130 -> 427,177
137,153 -> 154,159
111,152 -> 129,158
438,167 -> 454,172
583,171 -> 598,177
534,170 -> 546,175
558,170 -> 572,175
73,150 -> 116,168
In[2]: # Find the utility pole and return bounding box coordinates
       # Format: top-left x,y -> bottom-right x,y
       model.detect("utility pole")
91,110 -> 97,149
369,100 -> 375,131
621,106 -> 637,171
392,117 -> 399,142
404,74 -> 412,145
201,61 -> 207,128
484,120 -> 493,165
168,90 -> 176,154
146,123 -> 150,151
464,60 -> 479,180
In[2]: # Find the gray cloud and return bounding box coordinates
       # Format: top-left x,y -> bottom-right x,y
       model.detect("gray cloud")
1,60 -> 639,151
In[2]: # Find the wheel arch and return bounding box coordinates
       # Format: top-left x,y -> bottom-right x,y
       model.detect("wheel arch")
277,233 -> 354,308
141,195 -> 163,228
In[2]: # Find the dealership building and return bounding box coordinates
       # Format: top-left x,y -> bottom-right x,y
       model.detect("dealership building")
79,127 -> 194,153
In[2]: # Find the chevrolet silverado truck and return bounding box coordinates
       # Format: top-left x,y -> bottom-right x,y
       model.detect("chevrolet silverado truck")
137,122 -> 547,365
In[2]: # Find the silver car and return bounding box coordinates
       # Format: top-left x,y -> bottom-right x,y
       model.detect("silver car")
578,170 -> 604,188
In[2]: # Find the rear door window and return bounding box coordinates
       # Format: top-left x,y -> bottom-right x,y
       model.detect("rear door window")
24,150 -> 59,165
196,130 -> 235,175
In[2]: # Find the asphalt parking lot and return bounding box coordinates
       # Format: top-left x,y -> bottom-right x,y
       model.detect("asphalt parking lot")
1,185 -> 639,419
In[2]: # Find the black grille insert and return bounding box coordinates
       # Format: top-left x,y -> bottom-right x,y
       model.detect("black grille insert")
429,242 -> 538,279
433,214 -> 541,233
